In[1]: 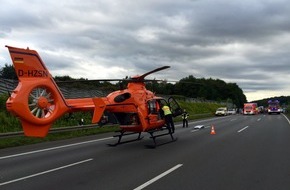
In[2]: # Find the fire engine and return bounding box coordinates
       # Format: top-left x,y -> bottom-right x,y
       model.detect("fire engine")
243,103 -> 258,115
267,100 -> 281,114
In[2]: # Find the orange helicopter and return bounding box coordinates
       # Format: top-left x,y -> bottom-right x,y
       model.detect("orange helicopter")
5,46 -> 183,147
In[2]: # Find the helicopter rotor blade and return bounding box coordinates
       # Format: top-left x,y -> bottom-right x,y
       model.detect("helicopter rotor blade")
135,66 -> 170,81
55,66 -> 170,84
55,79 -> 123,83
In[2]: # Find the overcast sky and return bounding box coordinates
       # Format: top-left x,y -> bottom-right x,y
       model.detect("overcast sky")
1,0 -> 290,102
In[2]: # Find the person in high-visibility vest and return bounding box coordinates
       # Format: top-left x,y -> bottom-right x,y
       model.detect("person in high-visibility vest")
162,104 -> 175,133
182,109 -> 189,128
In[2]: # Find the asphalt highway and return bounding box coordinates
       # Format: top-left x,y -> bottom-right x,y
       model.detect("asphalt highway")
1,113 -> 290,190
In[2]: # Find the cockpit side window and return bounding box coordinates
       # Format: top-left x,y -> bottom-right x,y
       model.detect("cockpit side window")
147,100 -> 157,114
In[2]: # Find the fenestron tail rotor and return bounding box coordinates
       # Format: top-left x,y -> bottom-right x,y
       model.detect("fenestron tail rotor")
28,87 -> 56,119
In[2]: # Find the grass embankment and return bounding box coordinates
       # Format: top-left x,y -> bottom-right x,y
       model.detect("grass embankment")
0,99 -> 224,149
177,101 -> 223,121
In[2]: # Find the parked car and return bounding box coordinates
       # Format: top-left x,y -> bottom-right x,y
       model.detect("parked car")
227,108 -> 236,115
215,107 -> 227,116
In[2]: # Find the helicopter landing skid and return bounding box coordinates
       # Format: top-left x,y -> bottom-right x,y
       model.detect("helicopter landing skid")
146,128 -> 177,148
108,131 -> 143,146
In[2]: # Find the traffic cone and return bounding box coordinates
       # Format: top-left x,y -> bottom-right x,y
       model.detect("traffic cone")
210,125 -> 216,135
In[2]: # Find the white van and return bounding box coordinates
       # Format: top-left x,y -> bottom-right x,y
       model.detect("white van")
215,107 -> 227,116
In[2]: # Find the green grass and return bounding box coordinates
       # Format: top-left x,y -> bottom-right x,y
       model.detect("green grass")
176,101 -> 224,121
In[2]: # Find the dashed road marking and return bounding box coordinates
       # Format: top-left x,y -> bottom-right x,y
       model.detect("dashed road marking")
0,137 -> 113,160
0,159 -> 93,186
238,126 -> 249,133
134,164 -> 183,190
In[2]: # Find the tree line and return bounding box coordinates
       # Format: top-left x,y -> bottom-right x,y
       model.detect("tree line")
0,64 -> 247,107
255,96 -> 290,108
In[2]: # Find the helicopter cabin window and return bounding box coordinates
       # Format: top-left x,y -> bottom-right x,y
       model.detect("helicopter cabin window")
129,113 -> 139,125
147,100 -> 160,114
114,92 -> 131,103
114,112 -> 139,125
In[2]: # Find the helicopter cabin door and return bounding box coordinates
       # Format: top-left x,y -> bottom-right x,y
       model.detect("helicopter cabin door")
168,97 -> 183,117
147,99 -> 164,126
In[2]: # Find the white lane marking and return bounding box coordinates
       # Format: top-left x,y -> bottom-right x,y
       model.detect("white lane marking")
0,159 -> 93,186
134,164 -> 183,190
257,118 -> 261,121
282,114 -> 290,126
238,126 -> 249,133
0,137 -> 113,160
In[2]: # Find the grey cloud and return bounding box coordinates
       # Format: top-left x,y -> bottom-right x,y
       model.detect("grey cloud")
1,0 -> 290,101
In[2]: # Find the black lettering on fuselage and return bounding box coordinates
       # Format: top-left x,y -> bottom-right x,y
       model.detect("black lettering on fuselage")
17,69 -> 48,77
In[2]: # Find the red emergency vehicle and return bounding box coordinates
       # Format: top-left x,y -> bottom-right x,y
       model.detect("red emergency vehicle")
267,100 -> 281,114
243,103 -> 258,115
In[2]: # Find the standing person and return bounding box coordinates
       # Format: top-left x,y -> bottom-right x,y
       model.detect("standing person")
162,104 -> 175,133
182,109 -> 189,128
79,118 -> 84,126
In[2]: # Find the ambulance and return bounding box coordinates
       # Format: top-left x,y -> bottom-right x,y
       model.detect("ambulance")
243,103 -> 258,115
